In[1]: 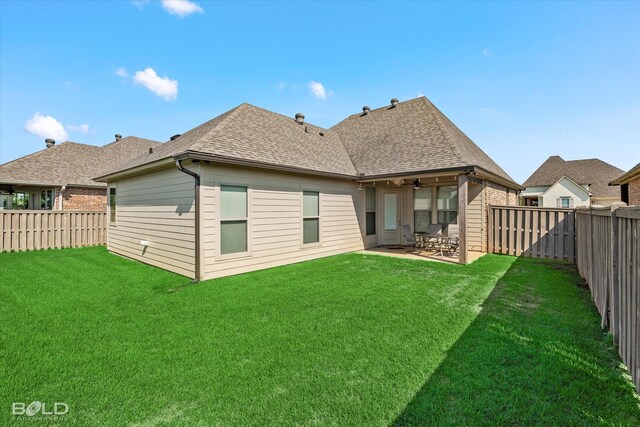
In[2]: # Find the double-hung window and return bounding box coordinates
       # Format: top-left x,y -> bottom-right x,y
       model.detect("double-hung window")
220,185 -> 248,255
303,191 -> 319,244
109,188 -> 117,223
437,185 -> 458,227
365,187 -> 376,235
558,196 -> 572,208
414,187 -> 432,233
40,189 -> 53,210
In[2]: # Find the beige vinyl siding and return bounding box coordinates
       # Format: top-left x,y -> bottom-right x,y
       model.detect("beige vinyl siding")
467,181 -> 483,251
201,164 -> 364,280
107,166 -> 196,278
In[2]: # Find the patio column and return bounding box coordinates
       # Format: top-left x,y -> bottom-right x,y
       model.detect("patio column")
458,174 -> 468,264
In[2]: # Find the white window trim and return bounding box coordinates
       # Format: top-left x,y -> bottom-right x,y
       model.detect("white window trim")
300,188 -> 322,248
215,182 -> 253,261
413,186 -> 433,233
436,184 -> 458,225
40,188 -> 54,210
558,196 -> 573,208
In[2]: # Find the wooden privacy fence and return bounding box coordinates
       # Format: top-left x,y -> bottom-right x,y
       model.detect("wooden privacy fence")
0,210 -> 107,252
488,205 -> 576,262
576,205 -> 639,391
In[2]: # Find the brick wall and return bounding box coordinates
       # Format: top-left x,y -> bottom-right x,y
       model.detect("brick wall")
629,177 -> 640,206
57,187 -> 107,211
482,181 -> 517,251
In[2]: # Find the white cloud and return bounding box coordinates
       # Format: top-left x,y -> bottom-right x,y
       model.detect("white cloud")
67,124 -> 90,134
116,67 -> 129,78
24,113 -> 69,142
131,0 -> 150,9
417,91 -> 425,97
308,81 -> 327,100
133,67 -> 179,101
482,48 -> 493,57
277,82 -> 287,91
161,0 -> 204,17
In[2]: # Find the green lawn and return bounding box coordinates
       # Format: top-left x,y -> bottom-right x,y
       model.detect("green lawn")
1,247 -> 638,425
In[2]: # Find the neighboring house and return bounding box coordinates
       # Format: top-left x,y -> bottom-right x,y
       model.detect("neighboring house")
610,163 -> 640,206
521,155 -> 624,208
95,97 -> 521,280
0,135 -> 161,211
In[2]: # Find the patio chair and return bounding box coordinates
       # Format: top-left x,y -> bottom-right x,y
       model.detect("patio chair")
402,224 -> 421,253
441,224 -> 460,256
422,224 -> 443,251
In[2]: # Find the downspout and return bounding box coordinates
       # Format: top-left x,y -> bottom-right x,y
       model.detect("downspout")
59,186 -> 65,210
176,160 -> 201,282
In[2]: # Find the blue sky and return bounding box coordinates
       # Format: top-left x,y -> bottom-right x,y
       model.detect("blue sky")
1,0 -> 638,183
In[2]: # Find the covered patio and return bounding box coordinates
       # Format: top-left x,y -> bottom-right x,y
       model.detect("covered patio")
358,168 -> 487,264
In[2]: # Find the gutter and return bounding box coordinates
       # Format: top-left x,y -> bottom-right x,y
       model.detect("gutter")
175,151 -> 359,180
175,160 -> 201,283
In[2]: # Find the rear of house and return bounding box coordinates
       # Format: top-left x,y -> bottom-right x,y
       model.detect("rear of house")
97,97 -> 520,280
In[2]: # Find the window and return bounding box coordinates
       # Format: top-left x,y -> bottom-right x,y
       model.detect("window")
12,192 -> 29,209
220,185 -> 248,255
303,191 -> 319,244
414,187 -> 432,233
40,189 -> 53,210
437,185 -> 458,227
558,196 -> 572,208
365,187 -> 376,235
109,188 -> 117,223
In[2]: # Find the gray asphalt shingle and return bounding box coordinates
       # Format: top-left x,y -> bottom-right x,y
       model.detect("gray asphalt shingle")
0,136 -> 161,187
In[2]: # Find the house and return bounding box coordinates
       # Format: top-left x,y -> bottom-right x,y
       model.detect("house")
610,163 -> 640,206
95,97 -> 521,280
0,135 -> 161,211
521,155 -> 624,208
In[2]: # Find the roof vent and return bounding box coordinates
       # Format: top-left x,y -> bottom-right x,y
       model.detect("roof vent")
390,98 -> 399,108
115,134 -> 122,141
149,147 -> 154,154
362,106 -> 370,115
170,134 -> 181,141
45,138 -> 55,148
295,113 -> 305,125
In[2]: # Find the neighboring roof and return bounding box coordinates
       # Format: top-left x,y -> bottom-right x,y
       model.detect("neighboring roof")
0,136 -> 162,187
331,97 -> 517,184
522,155 -> 624,198
610,163 -> 640,185
540,175 -> 592,198
99,103 -> 358,178
97,97 -> 518,189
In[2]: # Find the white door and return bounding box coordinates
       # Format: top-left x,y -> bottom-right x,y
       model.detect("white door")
380,190 -> 401,245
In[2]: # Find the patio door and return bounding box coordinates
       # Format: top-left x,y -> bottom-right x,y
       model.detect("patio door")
380,190 -> 401,245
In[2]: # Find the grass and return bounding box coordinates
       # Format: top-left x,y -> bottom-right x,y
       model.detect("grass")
1,247 -> 638,425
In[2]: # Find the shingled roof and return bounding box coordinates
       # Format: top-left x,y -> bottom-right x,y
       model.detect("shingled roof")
332,97 -> 516,182
99,103 -> 358,178
523,155 -> 624,198
610,163 -> 640,186
99,97 -> 518,189
0,136 -> 161,187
